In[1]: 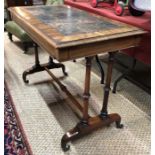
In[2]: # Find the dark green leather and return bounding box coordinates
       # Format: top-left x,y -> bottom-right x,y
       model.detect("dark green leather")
5,21 -> 32,42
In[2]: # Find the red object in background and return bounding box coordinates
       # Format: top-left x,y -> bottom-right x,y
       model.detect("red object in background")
90,0 -> 98,7
64,0 -> 151,65
73,0 -> 127,16
90,0 -> 115,8
89,0 -> 126,16
115,2 -> 124,16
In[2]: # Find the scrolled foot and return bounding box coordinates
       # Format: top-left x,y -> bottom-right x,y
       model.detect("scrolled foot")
116,120 -> 123,128
112,87 -> 116,94
61,140 -> 70,152
8,33 -> 13,42
61,136 -> 70,152
48,57 -> 68,76
61,126 -> 81,151
22,71 -> 29,83
62,65 -> 68,76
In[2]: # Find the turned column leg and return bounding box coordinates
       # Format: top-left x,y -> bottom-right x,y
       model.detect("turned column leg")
100,52 -> 123,128
100,52 -> 115,117
8,32 -> 13,42
81,57 -> 93,124
34,43 -> 40,66
22,43 -> 40,83
61,56 -> 93,151
61,54 -> 123,151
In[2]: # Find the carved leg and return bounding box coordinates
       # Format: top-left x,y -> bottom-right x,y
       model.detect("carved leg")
22,43 -> 68,83
23,43 -> 40,83
48,57 -> 68,76
61,113 -> 123,151
61,54 -> 123,151
61,56 -> 93,151
8,32 -> 13,42
61,125 -> 79,151
23,42 -> 29,53
81,57 -> 93,124
95,55 -> 104,84
112,58 -> 137,93
100,52 -> 123,128
112,72 -> 128,93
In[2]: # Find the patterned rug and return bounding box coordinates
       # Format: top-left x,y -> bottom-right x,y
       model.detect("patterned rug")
4,33 -> 151,155
4,83 -> 32,155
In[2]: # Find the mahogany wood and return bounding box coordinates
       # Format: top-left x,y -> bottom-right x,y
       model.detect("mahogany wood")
61,113 -> 123,151
82,57 -> 93,124
22,43 -> 67,83
101,52 -> 116,117
44,67 -> 84,118
9,5 -> 146,151
9,5 -> 145,62
45,56 -> 123,151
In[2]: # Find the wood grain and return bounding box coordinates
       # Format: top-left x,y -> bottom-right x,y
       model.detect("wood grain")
9,5 -> 146,61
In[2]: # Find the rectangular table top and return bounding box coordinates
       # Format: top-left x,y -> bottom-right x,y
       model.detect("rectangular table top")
9,5 -> 146,61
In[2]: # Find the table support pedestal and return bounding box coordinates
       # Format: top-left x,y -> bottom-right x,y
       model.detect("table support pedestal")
61,52 -> 123,151
22,47 -> 123,151
22,43 -> 67,83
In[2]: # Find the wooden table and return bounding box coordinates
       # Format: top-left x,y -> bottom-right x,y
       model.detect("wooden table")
9,5 -> 145,151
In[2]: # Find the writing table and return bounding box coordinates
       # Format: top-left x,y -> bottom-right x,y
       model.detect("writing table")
9,5 -> 145,151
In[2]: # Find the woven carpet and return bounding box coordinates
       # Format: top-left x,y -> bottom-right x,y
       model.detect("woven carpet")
4,83 -> 32,155
4,33 -> 151,155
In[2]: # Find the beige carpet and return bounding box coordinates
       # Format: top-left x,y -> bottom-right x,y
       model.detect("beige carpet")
4,33 -> 151,155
